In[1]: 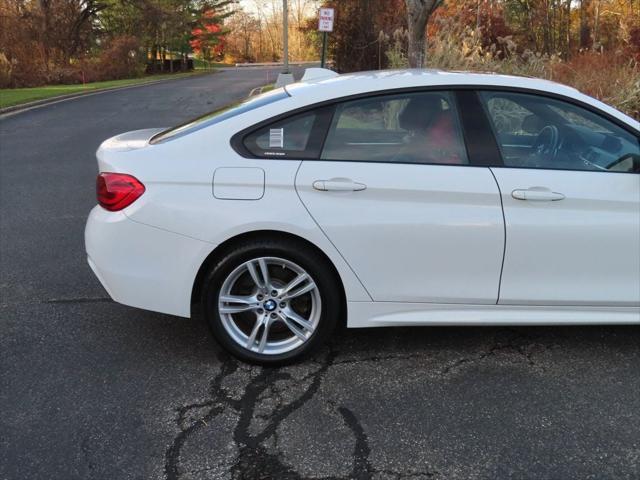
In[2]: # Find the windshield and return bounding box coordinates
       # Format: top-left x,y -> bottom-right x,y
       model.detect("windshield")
150,87 -> 289,144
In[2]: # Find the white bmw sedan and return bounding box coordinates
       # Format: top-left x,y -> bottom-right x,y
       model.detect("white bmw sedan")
85,69 -> 640,364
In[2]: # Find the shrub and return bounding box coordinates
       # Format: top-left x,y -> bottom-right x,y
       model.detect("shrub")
422,19 -> 639,120
426,23 -> 556,78
46,66 -> 83,85
4,40 -> 49,87
627,26 -> 640,61
551,53 -> 640,120
0,52 -> 11,88
95,35 -> 145,81
385,29 -> 409,69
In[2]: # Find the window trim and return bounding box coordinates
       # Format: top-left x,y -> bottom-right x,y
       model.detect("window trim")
230,85 -> 639,170
474,88 -> 640,174
455,90 -> 503,167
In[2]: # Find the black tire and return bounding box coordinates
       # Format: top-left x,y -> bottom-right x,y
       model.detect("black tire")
201,238 -> 341,365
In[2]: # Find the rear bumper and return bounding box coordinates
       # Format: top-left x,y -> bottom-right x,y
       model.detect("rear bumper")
84,206 -> 214,318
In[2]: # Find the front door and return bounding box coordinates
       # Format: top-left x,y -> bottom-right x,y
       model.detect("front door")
479,90 -> 640,306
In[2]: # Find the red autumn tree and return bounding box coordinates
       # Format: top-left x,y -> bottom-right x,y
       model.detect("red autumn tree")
190,10 -> 227,60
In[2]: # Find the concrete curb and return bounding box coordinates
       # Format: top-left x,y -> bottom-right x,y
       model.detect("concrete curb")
0,71 -> 217,120
248,83 -> 279,97
248,85 -> 267,97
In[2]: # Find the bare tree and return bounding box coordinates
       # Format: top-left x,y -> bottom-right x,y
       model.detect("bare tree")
405,0 -> 442,67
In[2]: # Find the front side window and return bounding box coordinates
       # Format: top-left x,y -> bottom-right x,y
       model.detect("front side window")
321,91 -> 469,165
480,91 -> 640,173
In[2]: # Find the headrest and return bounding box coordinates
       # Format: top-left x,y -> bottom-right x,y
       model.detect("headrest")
399,96 -> 444,131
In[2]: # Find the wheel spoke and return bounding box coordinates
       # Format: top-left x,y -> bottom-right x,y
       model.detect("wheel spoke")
258,258 -> 271,290
246,261 -> 265,289
282,308 -> 314,332
246,316 -> 263,350
280,273 -> 308,296
219,294 -> 258,314
220,304 -> 255,314
258,317 -> 274,353
246,259 -> 272,290
278,312 -> 307,341
220,294 -> 256,305
281,279 -> 316,301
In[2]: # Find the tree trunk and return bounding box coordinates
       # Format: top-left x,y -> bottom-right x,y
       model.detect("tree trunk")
151,45 -> 158,73
543,0 -> 551,54
565,0 -> 571,57
39,0 -> 52,73
593,0 -> 601,49
580,0 -> 591,49
405,0 -> 442,68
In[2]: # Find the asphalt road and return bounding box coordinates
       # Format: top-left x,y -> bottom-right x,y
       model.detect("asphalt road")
1,68 -> 639,480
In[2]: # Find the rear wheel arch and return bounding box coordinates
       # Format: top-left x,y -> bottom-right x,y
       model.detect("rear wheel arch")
190,230 -> 347,322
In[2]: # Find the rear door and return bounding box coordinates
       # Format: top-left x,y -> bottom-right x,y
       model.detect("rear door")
295,90 -> 505,304
479,90 -> 640,306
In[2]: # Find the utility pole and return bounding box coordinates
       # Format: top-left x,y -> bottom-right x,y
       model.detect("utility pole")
282,0 -> 289,74
276,0 -> 294,86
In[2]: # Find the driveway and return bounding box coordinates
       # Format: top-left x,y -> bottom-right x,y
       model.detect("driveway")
1,67 -> 639,480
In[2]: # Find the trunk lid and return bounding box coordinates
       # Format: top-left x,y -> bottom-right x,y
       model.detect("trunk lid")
96,128 -> 164,173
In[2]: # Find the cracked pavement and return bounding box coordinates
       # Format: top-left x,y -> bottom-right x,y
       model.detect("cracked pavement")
2,68 -> 640,480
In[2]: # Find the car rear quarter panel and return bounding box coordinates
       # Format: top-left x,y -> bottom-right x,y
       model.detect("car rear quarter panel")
109,112 -> 371,305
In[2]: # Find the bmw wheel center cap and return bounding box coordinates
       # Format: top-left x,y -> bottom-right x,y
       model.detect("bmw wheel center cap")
264,299 -> 277,311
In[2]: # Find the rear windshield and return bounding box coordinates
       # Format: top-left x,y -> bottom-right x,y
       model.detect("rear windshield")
150,87 -> 289,144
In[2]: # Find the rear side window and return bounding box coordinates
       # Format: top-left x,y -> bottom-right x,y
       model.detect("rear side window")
321,91 -> 468,165
150,88 -> 289,144
242,107 -> 332,159
244,112 -> 316,157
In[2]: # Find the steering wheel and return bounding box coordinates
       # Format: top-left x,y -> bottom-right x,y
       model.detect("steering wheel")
526,125 -> 560,168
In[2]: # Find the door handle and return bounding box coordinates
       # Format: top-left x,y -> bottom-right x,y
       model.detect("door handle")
313,178 -> 367,192
512,187 -> 565,201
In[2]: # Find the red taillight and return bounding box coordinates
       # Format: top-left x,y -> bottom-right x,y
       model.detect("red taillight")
96,172 -> 145,211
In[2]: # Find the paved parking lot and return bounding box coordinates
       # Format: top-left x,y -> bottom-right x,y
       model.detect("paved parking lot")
1,68 -> 639,480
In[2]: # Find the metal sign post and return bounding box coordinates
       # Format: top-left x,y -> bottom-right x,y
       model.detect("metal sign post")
318,7 -> 334,68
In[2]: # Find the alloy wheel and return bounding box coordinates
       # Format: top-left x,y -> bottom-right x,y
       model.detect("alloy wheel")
218,256 -> 322,355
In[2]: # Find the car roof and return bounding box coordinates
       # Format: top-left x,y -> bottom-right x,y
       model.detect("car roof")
284,69 -> 639,129
286,68 -> 578,98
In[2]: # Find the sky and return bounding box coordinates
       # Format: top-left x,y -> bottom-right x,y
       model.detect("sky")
236,0 -> 320,16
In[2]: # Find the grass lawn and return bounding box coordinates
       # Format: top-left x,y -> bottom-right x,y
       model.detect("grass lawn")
0,70 -> 212,109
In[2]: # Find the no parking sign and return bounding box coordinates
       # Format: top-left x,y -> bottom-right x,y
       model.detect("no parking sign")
318,8 -> 334,32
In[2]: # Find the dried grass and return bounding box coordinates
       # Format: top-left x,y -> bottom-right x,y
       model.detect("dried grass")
413,24 -> 640,120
